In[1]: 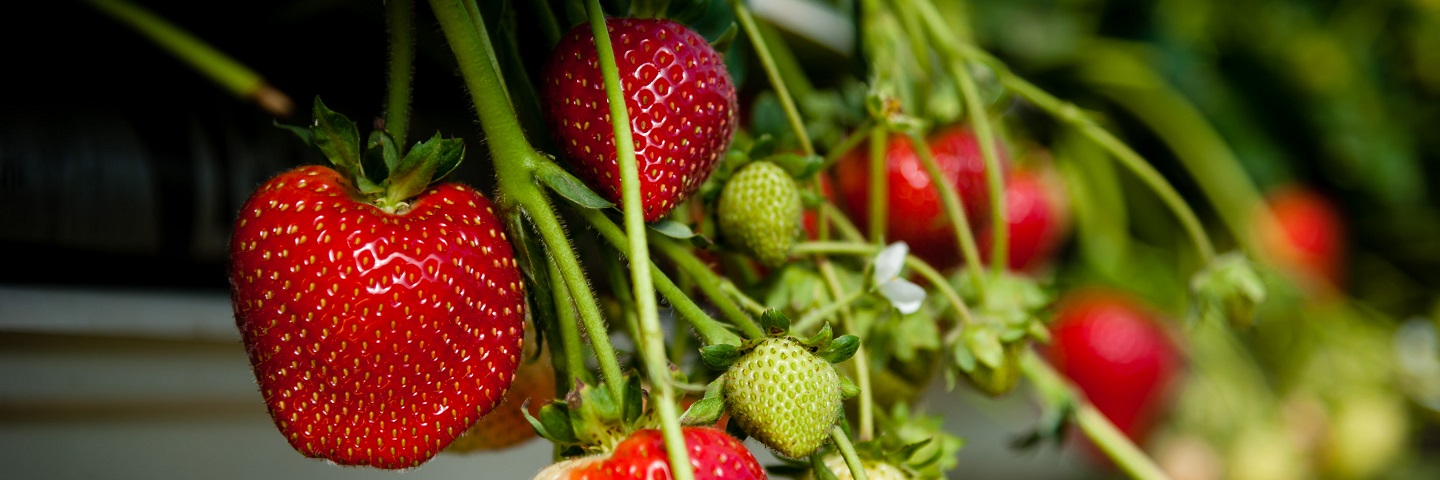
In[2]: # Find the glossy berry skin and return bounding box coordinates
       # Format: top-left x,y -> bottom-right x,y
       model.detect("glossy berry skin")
446,349 -> 556,452
835,127 -> 1003,268
531,427 -> 765,480
1044,290 -> 1180,445
1256,185 -> 1346,289
228,166 -> 527,469
542,18 -> 738,222
978,169 -> 1068,272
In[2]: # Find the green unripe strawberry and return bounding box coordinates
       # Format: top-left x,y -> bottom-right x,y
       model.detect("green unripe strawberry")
718,161 -> 802,267
805,454 -> 911,480
724,336 -> 842,459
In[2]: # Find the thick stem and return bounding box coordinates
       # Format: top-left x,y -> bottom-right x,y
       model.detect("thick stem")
651,240 -> 767,340
831,426 -> 870,480
583,2 -> 691,478
428,0 -> 627,397
1020,350 -> 1171,480
549,257 -> 594,386
384,0 -> 415,147
905,129 -> 987,300
732,0 -> 815,156
86,0 -> 293,117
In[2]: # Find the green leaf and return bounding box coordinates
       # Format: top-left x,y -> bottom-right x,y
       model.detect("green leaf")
801,322 -> 834,349
965,327 -> 1005,369
708,21 -> 738,52
680,397 -> 725,426
749,133 -> 777,159
273,119 -> 313,146
952,342 -> 976,373
817,334 -> 860,364
387,133 -> 464,202
363,130 -> 398,187
760,309 -> 791,334
838,374 -> 860,399
310,97 -> 361,172
537,162 -> 613,209
700,344 -> 743,370
623,375 -> 645,426
523,400 -> 578,444
648,219 -> 697,239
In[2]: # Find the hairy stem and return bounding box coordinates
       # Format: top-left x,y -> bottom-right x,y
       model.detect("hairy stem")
384,0 -> 415,147
584,1 -> 691,477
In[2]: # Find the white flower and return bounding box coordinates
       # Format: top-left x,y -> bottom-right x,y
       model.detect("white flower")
873,242 -> 926,315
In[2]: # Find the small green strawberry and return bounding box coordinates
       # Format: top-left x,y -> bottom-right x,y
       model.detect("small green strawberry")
717,160 -> 802,267
806,454 -> 911,480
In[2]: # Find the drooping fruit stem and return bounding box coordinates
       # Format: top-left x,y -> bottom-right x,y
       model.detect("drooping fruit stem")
867,126 -> 889,243
905,128 -> 988,301
1019,350 -> 1170,480
383,0 -> 415,147
85,0 -> 294,117
831,426 -> 871,480
549,256 -> 597,387
582,1 -> 693,478
817,259 -> 875,441
732,0 -> 815,157
572,206 -> 747,346
652,239 -> 767,340
428,0 -> 627,399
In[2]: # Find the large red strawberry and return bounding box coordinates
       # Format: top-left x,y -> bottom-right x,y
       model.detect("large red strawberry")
532,427 -> 765,480
834,126 -> 1005,268
541,18 -> 738,222
229,102 -> 527,469
1043,289 -> 1181,449
1254,184 -> 1346,291
445,347 -> 556,452
977,168 -> 1069,272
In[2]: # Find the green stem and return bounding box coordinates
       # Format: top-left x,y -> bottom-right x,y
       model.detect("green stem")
583,2 -> 691,478
651,240 -> 767,340
817,260 -> 873,441
820,119 -> 874,170
732,0 -> 815,156
792,287 -> 865,333
979,65 -> 1215,263
905,128 -> 987,300
428,0 -> 627,398
572,207 -> 745,346
793,241 -> 974,328
549,257 -> 594,386
821,203 -> 866,243
719,281 -> 768,316
867,126 -> 889,243
86,0 -> 293,117
910,0 -> 1008,276
1020,350 -> 1170,480
384,0 -> 415,147
831,426 -> 870,480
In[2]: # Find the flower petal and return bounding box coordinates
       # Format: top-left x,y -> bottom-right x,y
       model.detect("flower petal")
873,241 -> 910,283
879,278 -> 926,315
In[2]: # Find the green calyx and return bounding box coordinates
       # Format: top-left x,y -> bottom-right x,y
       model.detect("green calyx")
944,270 -> 1052,397
521,376 -> 653,456
280,97 -> 464,213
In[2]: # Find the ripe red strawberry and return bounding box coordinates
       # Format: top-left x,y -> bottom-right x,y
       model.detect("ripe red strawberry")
1043,289 -> 1181,449
446,348 -> 556,452
532,427 -> 765,480
541,18 -> 738,222
1255,184 -> 1346,290
834,126 -> 1005,268
977,168 -> 1069,272
229,165 -> 527,469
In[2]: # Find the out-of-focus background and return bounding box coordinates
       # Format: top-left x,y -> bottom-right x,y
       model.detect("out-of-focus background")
3,0 -> 1439,478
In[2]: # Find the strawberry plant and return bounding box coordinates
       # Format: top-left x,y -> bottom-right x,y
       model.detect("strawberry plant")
83,0 -> 1440,478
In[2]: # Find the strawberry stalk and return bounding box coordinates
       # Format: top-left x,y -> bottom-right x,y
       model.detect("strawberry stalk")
571,206 -> 748,346
731,0 -> 815,157
427,0 -> 629,399
830,426 -> 871,480
650,238 -> 767,340
1020,350 -> 1170,480
907,0 -> 1009,277
383,0 -> 415,147
581,1 -> 694,478
816,259 -> 876,441
905,128 -> 988,300
867,126 -> 890,243
549,256 -> 597,387
85,0 -> 293,117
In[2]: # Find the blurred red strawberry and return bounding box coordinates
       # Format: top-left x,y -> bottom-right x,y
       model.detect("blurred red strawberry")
978,168 -> 1069,272
1044,289 -> 1181,455
1255,185 -> 1346,291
